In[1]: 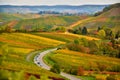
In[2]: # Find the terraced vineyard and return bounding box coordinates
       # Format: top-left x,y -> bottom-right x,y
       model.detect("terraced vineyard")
32,32 -> 99,43
45,49 -> 120,79
73,7 -> 120,32
0,33 -> 65,79
14,16 -> 82,31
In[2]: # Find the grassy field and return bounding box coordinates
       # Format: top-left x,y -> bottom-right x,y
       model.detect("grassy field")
0,33 -> 65,79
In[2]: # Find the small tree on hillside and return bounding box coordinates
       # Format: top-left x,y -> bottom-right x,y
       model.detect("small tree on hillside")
82,26 -> 88,35
74,39 -> 79,44
98,29 -> 106,39
97,26 -> 101,31
115,30 -> 120,39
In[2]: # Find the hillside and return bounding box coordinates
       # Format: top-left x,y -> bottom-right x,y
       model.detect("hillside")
13,16 -> 82,31
72,3 -> 120,32
0,13 -> 41,21
0,33 -> 65,79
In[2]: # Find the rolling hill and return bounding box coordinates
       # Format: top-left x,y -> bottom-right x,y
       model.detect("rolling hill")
0,33 -> 65,79
0,5 -> 107,14
0,13 -> 41,21
73,3 -> 120,32
13,16 -> 82,31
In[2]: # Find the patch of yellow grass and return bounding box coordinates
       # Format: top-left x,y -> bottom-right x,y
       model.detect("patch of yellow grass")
11,47 -> 34,54
13,33 -> 65,46
64,32 -> 100,40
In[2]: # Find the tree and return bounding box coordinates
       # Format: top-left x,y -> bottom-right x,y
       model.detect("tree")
115,30 -> 120,39
97,26 -> 101,31
82,26 -> 88,35
74,39 -> 79,44
98,30 -> 106,39
105,28 -> 114,39
55,26 -> 66,32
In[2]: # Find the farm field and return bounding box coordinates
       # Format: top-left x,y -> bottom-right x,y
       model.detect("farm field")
13,16 -> 82,31
44,49 -> 120,79
0,33 -> 65,79
73,7 -> 120,32
32,32 -> 100,43
0,3 -> 120,80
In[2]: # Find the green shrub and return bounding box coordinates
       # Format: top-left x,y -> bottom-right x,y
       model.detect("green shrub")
50,64 -> 60,74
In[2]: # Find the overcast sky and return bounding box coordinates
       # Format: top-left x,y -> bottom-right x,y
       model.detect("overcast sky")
0,0 -> 120,5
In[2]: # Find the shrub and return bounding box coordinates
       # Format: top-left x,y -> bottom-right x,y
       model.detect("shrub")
70,69 -> 77,75
50,64 -> 60,74
77,66 -> 84,76
29,75 -> 37,80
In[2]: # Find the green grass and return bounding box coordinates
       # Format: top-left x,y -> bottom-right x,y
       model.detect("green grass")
78,76 -> 96,80
43,52 -> 55,66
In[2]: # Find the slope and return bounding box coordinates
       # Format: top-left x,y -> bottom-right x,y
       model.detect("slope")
71,3 -> 120,32
14,16 -> 82,31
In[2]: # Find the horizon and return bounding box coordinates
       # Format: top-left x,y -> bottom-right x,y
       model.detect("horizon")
0,0 -> 120,6
0,4 -> 111,6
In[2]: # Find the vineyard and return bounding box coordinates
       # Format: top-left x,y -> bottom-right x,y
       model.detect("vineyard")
0,33 -> 65,79
45,49 -> 120,79
14,16 -> 82,31
32,32 -> 99,43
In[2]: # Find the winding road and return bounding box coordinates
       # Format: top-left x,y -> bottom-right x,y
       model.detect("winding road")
33,48 -> 81,80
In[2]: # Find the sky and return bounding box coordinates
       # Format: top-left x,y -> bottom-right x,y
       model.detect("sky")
0,0 -> 120,5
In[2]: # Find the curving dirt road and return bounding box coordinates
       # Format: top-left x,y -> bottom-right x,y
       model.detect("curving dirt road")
34,48 -> 81,80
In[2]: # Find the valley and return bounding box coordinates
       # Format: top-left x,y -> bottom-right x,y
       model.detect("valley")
0,3 -> 120,80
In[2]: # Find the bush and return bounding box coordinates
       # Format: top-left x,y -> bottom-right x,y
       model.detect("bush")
67,43 -> 90,53
70,69 -> 77,75
50,64 -> 60,74
29,75 -> 37,80
77,66 -> 84,76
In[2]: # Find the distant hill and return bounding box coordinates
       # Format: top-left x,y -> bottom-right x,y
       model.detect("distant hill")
0,5 -> 107,14
0,13 -> 41,21
74,3 -> 120,32
12,16 -> 82,31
